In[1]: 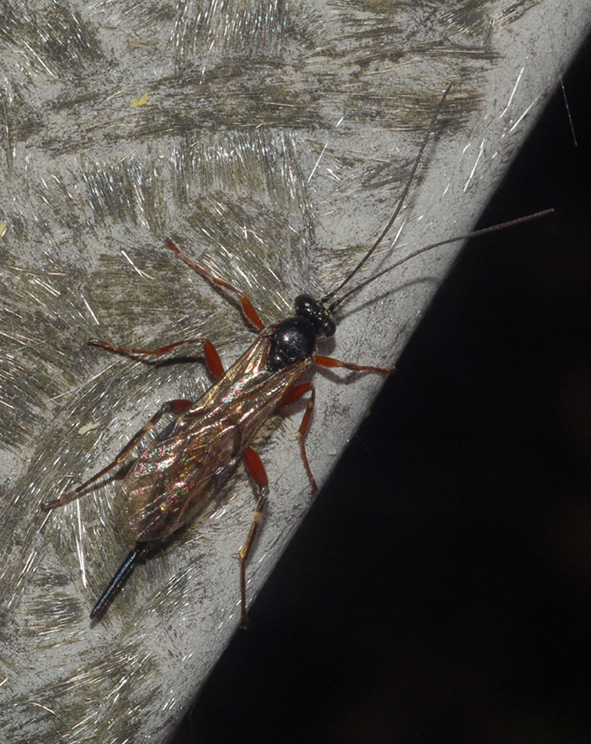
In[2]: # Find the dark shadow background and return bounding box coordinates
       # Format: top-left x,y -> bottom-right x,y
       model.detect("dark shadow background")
172,38 -> 591,744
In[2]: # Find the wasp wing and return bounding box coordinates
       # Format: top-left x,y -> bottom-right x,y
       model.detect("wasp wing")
116,414 -> 242,543
115,326 -> 313,544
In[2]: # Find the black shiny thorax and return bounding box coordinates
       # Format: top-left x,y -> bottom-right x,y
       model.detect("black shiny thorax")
268,294 -> 336,372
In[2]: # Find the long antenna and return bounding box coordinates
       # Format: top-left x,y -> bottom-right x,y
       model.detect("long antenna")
321,83 -> 453,306
330,208 -> 555,311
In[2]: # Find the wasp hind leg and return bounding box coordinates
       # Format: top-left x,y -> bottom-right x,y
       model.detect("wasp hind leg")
42,398 -> 194,510
239,447 -> 270,629
43,338 -> 227,511
236,379 -> 318,629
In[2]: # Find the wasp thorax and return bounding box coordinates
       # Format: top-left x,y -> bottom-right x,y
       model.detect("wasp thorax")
269,317 -> 317,371
295,294 -> 336,338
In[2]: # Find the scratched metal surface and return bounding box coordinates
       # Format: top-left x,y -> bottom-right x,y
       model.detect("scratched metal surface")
0,2 -> 588,743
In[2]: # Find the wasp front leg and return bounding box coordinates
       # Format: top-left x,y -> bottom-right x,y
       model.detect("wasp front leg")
315,355 -> 394,375
165,239 -> 266,332
278,357 -> 394,496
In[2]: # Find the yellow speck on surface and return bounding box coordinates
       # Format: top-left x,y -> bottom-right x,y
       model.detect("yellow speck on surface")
79,422 -> 101,436
0,222 -> 7,237
130,92 -> 149,109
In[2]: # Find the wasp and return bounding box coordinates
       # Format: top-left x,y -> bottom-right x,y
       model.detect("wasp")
42,86 -> 551,626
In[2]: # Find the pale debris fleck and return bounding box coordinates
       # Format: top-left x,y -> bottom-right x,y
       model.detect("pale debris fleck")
79,422 -> 101,436
130,92 -> 149,109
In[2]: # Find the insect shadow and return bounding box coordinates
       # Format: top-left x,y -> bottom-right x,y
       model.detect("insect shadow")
42,85 -> 552,627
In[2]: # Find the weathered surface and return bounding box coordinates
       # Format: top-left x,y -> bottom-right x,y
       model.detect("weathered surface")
0,2 -> 589,742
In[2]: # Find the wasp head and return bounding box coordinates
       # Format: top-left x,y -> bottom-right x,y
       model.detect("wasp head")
294,294 -> 336,338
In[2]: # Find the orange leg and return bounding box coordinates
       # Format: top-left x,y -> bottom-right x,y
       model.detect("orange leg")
43,334 -> 228,510
315,355 -> 394,375
279,382 -> 318,493
42,399 -> 193,510
239,447 -> 270,629
165,238 -> 265,331
88,337 -> 225,380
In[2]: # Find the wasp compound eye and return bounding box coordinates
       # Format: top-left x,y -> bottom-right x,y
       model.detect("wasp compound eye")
321,316 -> 336,338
